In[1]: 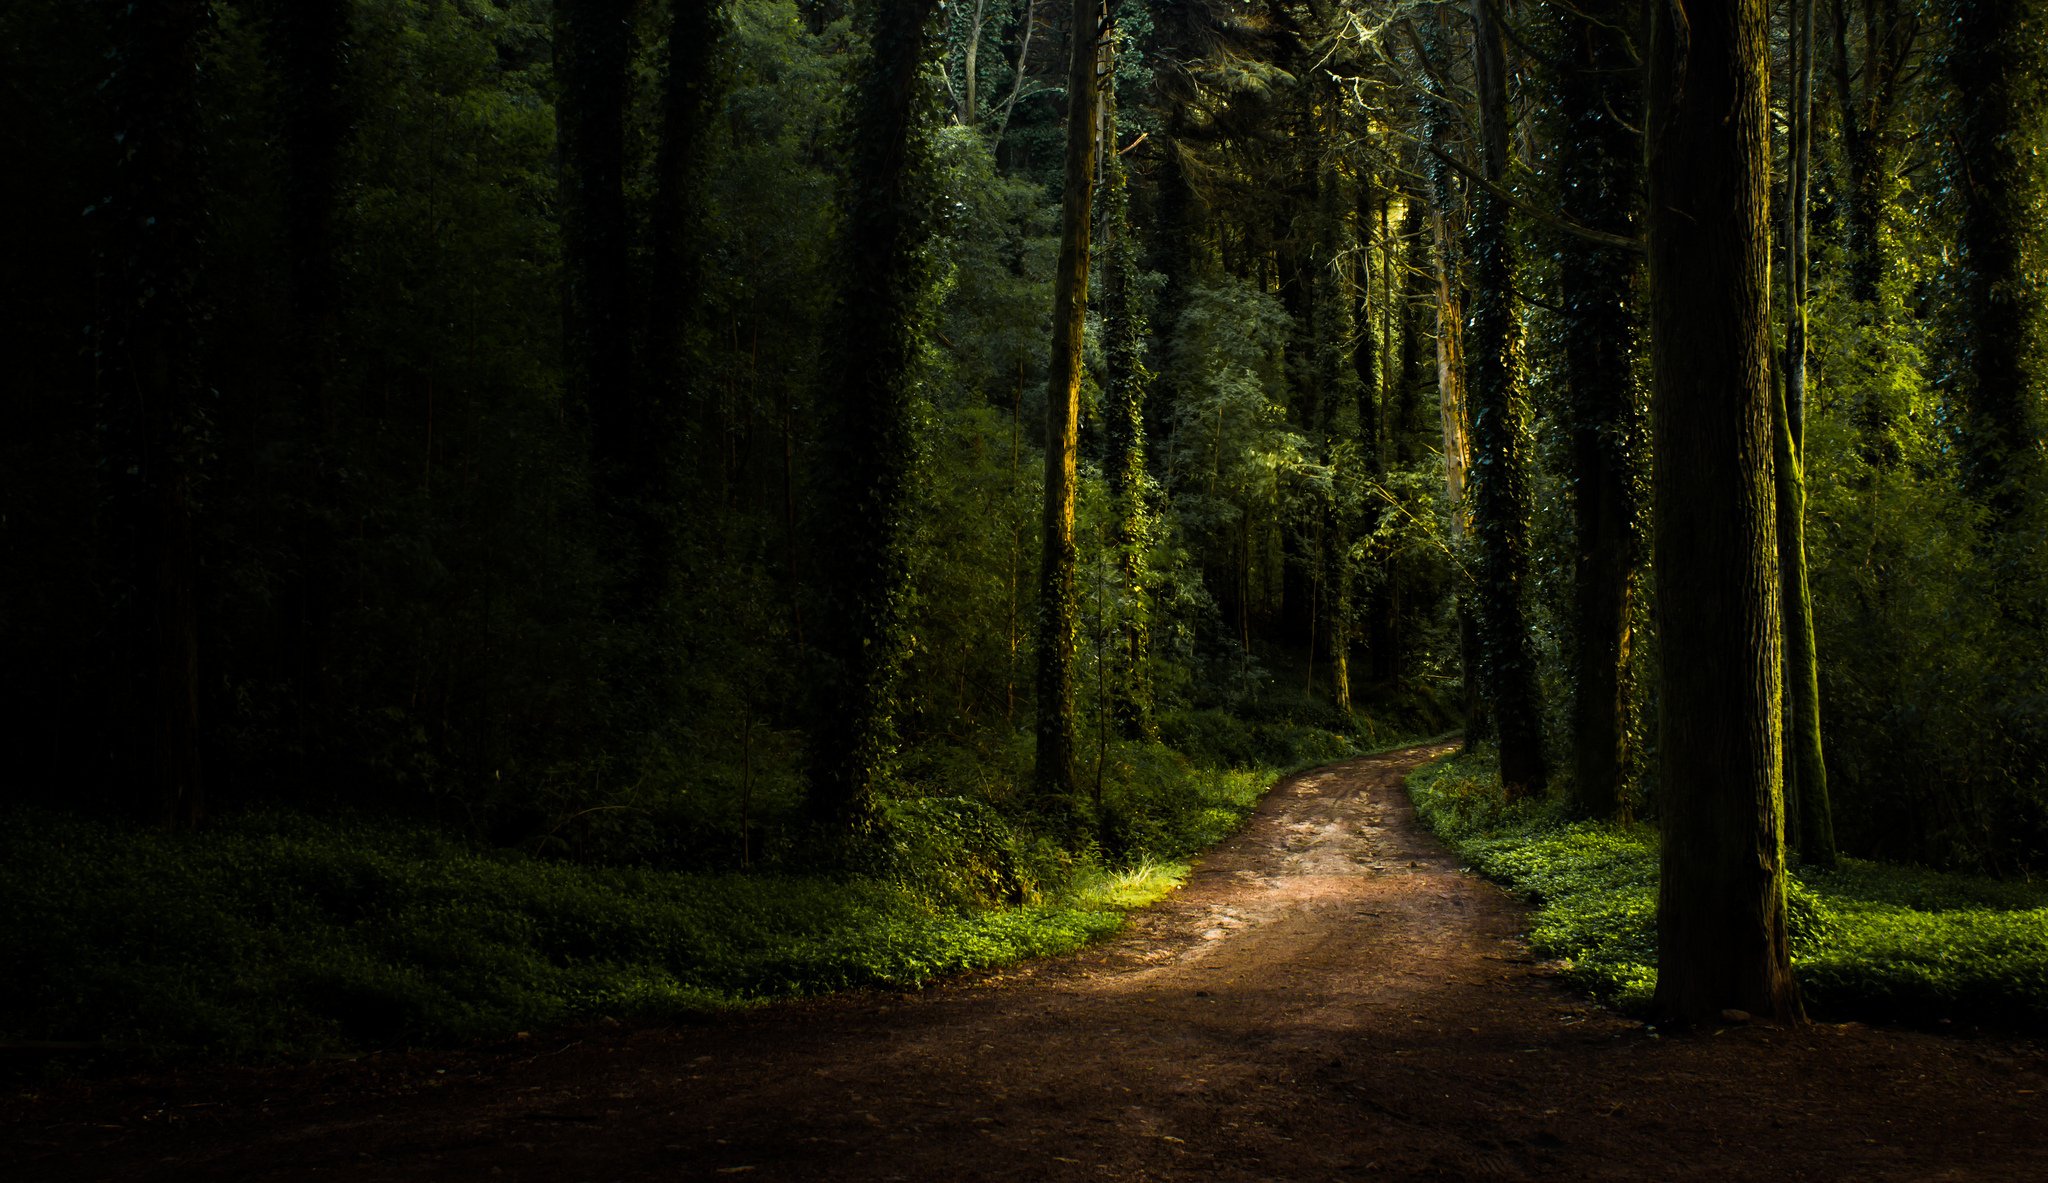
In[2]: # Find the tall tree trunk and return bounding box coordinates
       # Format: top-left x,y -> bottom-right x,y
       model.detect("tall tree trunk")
1467,0 -> 1546,795
268,0 -> 352,779
1550,0 -> 1643,818
1646,0 -> 1803,1025
1034,0 -> 1103,810
1416,11 -> 1483,741
1100,49 -> 1153,738
1313,88 -> 1357,718
647,0 -> 719,468
103,0 -> 213,830
1950,0 -> 2048,518
558,0 -> 660,725
806,0 -> 942,830
1781,0 -> 1836,866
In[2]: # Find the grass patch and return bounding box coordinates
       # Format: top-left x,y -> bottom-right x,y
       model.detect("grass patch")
1406,751 -> 2048,1029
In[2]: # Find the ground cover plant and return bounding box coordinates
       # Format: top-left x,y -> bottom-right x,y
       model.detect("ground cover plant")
1407,752 -> 2048,1029
1,706 -> 1421,1062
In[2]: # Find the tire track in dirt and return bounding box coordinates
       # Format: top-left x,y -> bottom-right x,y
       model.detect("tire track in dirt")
10,742 -> 2045,1181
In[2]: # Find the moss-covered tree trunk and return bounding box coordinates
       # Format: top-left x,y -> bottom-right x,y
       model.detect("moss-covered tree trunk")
1781,0 -> 1836,866
1034,0 -> 1102,809
1416,10 -> 1483,744
806,0 -> 942,831
1646,0 -> 1803,1025
1549,0 -> 1643,818
1466,0 -> 1546,795
1100,51 -> 1154,739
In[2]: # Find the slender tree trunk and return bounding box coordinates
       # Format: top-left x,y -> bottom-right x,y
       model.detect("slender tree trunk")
1646,0 -> 1803,1025
1781,0 -> 1836,865
1550,0 -> 1642,817
1034,0 -> 1103,809
1467,0 -> 1546,794
806,0 -> 942,830
1100,51 -> 1153,738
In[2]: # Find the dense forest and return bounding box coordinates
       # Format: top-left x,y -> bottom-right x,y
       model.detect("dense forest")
2,0 -> 2045,1060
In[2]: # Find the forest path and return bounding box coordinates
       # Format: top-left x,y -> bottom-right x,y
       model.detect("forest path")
12,742 -> 2046,1181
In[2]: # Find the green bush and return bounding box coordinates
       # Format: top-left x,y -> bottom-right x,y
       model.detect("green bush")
1408,751 -> 2048,1028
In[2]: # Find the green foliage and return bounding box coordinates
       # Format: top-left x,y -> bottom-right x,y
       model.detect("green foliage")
0,807 -> 1126,1059
1409,753 -> 2048,1028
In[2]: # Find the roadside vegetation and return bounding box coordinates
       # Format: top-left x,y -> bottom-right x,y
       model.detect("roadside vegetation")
2,703 -> 1440,1062
1407,752 -> 2048,1029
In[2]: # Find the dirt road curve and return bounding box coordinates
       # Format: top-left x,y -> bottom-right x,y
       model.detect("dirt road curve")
9,743 -> 2045,1181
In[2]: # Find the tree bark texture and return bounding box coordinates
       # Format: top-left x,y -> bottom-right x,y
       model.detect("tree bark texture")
1950,0 -> 2048,518
1466,0 -> 1546,794
1646,0 -> 1803,1025
1036,0 -> 1102,807
807,0 -> 942,830
1549,0 -> 1643,818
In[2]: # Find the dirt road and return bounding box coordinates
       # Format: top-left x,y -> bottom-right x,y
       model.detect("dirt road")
10,743 -> 2045,1180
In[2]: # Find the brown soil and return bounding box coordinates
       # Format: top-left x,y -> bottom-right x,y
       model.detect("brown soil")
8,743 -> 2045,1181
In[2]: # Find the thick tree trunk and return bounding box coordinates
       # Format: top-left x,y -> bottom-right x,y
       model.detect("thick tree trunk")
1466,0 -> 1546,795
1781,0 -> 1836,866
1646,0 -> 1803,1025
1951,0 -> 2048,517
806,0 -> 942,830
1550,0 -> 1642,818
1034,0 -> 1102,809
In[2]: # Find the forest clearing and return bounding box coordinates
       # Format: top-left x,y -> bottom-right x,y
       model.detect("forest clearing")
10,744 -> 2045,1181
5,0 -> 2048,1176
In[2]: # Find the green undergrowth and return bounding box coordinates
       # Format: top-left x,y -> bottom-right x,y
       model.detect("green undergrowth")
1407,752 -> 2048,1028
1,705 -> 1400,1063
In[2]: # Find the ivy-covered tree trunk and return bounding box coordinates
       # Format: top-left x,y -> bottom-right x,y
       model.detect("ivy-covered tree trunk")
1100,52 -> 1154,739
1950,0 -> 2048,518
1034,0 -> 1102,809
807,0 -> 942,830
103,0 -> 213,830
1646,0 -> 1803,1025
1781,0 -> 1836,866
1466,0 -> 1546,795
1548,0 -> 1642,818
